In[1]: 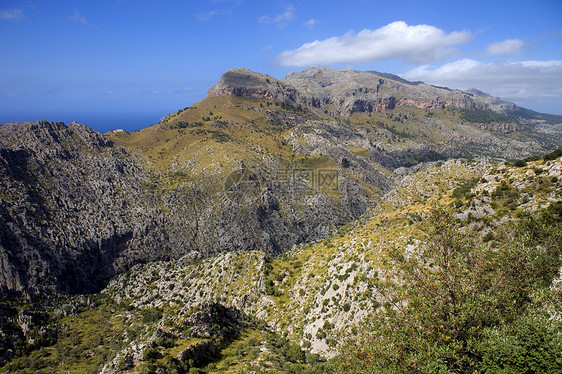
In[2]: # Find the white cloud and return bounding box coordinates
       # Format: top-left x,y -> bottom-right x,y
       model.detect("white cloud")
68,10 -> 87,24
276,21 -> 472,67
402,59 -> 562,105
261,44 -> 273,53
485,39 -> 525,56
258,5 -> 295,28
197,10 -> 217,21
0,9 -> 24,21
303,19 -> 318,28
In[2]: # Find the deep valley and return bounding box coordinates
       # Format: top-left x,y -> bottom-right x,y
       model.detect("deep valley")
1,67 -> 561,373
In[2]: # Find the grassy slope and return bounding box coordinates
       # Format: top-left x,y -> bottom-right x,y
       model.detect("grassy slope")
108,95 -> 538,178
109,96 -> 299,170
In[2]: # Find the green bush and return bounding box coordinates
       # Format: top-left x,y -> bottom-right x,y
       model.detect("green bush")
211,131 -> 231,142
452,177 -> 479,199
479,314 -> 562,373
143,347 -> 161,362
332,205 -> 562,373
141,308 -> 163,323
524,155 -> 541,162
482,231 -> 494,242
286,343 -> 305,363
544,148 -> 562,161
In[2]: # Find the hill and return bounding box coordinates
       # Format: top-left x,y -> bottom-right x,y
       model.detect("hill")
1,67 -> 562,372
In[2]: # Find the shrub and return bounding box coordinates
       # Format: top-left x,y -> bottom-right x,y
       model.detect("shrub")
482,232 -> 494,242
543,148 -> 562,161
479,313 -> 562,373
141,308 -> 163,323
143,348 -> 161,362
332,205 -> 562,373
209,131 -> 231,142
452,177 -> 479,199
316,330 -> 326,339
286,343 -> 305,363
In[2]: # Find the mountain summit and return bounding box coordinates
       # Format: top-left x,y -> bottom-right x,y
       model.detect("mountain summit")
210,66 -> 525,116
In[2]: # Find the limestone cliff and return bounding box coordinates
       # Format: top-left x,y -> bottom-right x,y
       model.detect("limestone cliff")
209,67 -> 515,116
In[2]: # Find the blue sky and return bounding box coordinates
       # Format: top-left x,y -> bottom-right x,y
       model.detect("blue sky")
1,0 -> 561,132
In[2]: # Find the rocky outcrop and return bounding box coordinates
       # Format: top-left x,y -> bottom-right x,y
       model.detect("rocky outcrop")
0,121 -> 163,293
475,122 -> 520,133
0,121 -> 385,294
464,88 -> 519,114
208,68 -> 301,105
209,67 -> 494,116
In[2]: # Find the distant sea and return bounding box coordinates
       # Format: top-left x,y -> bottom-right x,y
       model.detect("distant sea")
0,110 -> 168,134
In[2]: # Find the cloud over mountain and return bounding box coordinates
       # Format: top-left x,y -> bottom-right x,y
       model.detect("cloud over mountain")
276,21 -> 472,66
403,59 -> 562,101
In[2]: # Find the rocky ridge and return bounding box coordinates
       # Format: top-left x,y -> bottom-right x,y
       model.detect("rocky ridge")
207,67 -> 562,161
0,121 -> 155,293
210,67 -> 521,117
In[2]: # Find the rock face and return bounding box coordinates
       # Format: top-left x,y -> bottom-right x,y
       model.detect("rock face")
0,121 -> 165,293
0,121 -> 383,294
209,67 -> 518,117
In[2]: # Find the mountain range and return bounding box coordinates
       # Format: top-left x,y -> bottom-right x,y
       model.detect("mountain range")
0,67 -> 561,373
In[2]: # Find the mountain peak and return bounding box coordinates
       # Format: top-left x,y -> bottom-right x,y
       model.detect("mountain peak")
210,66 -> 487,115
209,68 -> 281,92
208,67 -> 295,103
